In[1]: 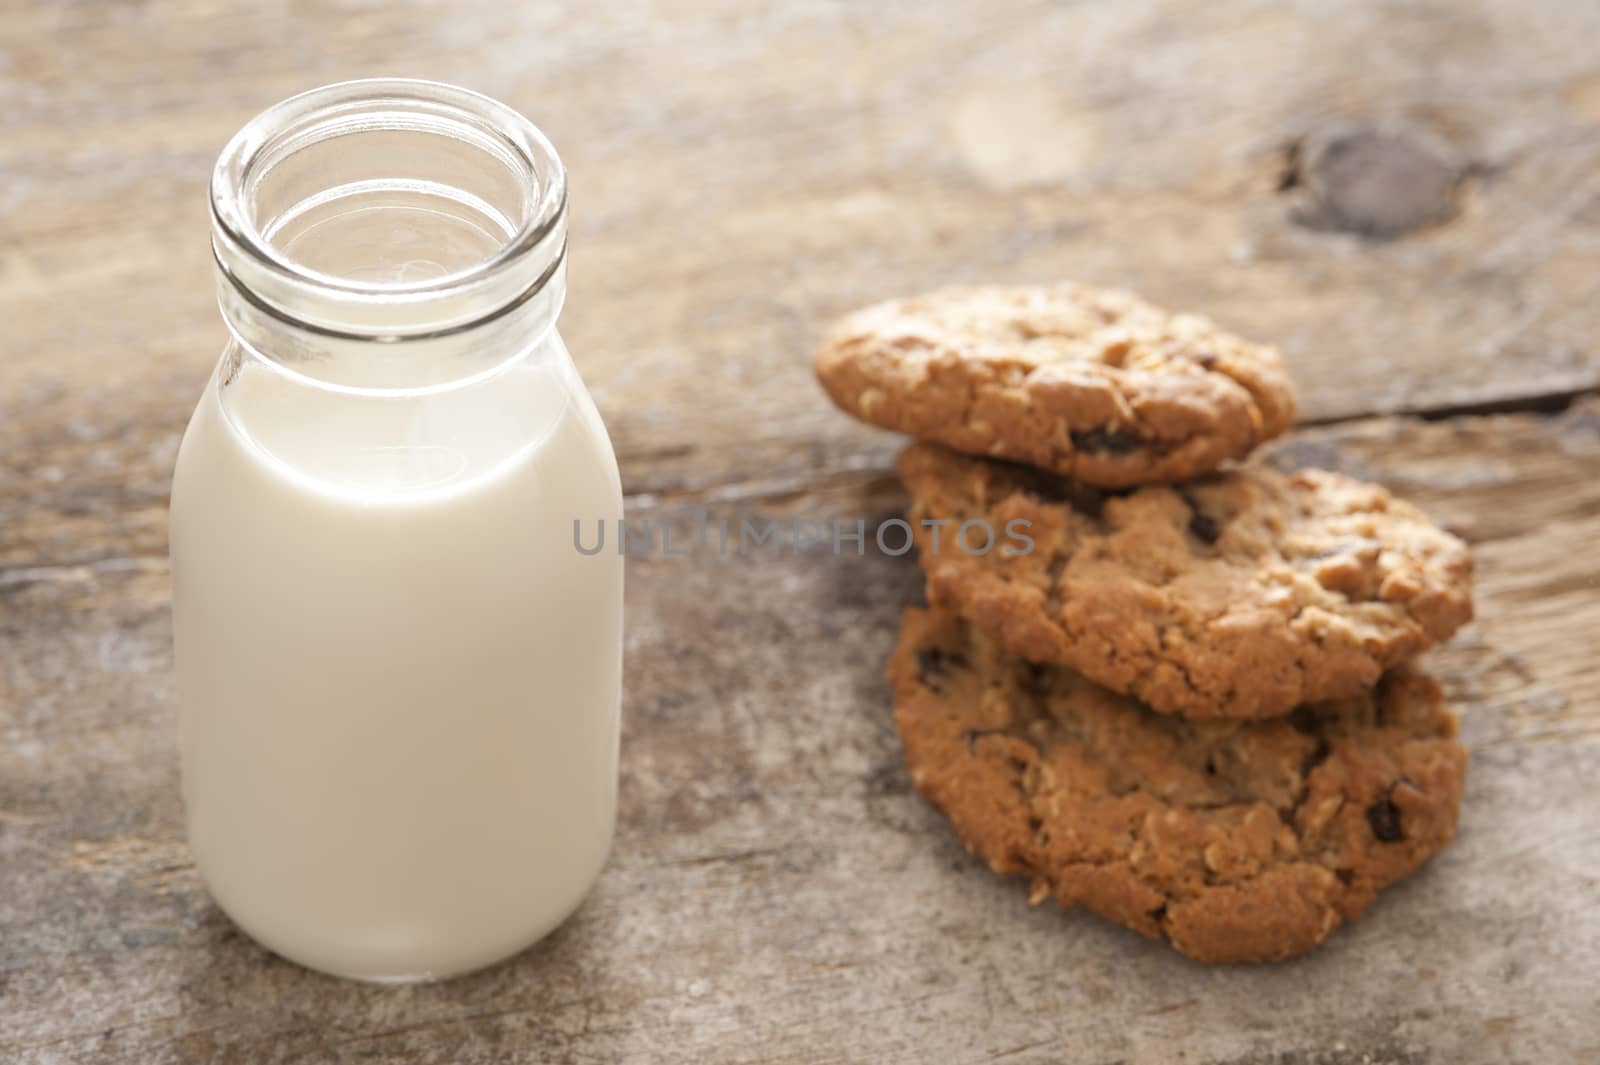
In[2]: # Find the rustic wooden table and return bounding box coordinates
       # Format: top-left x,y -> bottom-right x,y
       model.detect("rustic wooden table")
4,3 -> 1599,1063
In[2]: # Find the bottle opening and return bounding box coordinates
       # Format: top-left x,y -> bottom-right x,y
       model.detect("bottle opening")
211,79 -> 567,351
264,178 -> 516,286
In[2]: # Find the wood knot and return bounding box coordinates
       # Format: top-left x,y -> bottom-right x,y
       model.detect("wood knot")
1281,125 -> 1466,239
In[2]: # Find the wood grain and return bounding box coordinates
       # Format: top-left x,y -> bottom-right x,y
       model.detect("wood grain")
4,407 -> 1600,1064
4,1 -> 1600,1063
6,1 -> 1600,495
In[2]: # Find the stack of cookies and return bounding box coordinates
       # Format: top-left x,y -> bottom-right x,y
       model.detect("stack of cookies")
814,283 -> 1474,963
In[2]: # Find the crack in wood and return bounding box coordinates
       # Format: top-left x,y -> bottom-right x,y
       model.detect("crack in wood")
1297,385 -> 1598,428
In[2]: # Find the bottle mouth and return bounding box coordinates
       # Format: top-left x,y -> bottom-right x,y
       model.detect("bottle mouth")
210,79 -> 567,341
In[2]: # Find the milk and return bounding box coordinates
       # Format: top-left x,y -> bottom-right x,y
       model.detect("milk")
171,345 -> 623,981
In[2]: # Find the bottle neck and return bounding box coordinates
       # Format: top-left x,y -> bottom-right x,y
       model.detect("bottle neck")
215,254 -> 568,394
210,79 -> 568,394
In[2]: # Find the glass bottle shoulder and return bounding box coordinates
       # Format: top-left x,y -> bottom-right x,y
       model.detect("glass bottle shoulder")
175,332 -> 615,507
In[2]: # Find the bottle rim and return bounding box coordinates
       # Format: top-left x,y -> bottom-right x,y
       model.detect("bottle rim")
209,78 -> 567,341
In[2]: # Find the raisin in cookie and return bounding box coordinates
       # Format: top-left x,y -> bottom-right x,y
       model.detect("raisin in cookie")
814,283 -> 1296,486
892,605 -> 1467,964
902,443 -> 1474,719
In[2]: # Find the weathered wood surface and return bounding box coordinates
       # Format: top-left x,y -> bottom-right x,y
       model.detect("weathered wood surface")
3,2 -> 1600,1063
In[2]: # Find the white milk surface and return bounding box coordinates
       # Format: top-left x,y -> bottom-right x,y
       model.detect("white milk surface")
170,350 -> 623,980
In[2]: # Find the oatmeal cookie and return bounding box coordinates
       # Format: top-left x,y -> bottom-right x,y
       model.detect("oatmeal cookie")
901,443 -> 1474,719
891,605 -> 1468,963
815,283 -> 1296,485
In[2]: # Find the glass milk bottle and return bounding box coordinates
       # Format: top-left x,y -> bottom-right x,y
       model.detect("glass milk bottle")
170,80 -> 624,982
